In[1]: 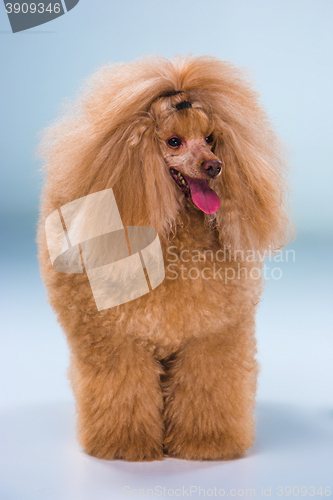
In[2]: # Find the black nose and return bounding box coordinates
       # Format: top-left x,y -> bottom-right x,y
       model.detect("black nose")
201,159 -> 222,178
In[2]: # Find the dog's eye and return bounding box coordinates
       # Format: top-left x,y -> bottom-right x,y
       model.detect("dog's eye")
167,137 -> 182,148
206,134 -> 214,144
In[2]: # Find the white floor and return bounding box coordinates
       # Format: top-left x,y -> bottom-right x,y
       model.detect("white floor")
1,220 -> 332,499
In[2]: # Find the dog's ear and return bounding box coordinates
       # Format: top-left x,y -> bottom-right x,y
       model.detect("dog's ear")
111,121 -> 182,236
209,119 -> 290,253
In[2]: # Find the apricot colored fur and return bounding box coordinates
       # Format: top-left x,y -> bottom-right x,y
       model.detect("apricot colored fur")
38,55 -> 289,461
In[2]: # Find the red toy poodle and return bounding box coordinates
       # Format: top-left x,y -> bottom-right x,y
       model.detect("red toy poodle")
38,55 -> 289,461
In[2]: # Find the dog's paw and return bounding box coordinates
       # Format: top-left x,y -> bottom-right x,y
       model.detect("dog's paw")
164,431 -> 253,461
84,435 -> 164,462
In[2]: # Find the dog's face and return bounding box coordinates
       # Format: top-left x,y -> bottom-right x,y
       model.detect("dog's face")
155,100 -> 222,214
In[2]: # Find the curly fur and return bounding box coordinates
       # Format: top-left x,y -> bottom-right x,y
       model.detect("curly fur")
38,55 -> 290,461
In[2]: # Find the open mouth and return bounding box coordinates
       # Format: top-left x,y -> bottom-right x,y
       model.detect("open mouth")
170,168 -> 220,214
170,168 -> 191,195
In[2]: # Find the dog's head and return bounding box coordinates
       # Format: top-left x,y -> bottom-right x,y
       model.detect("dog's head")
39,56 -> 290,252
152,92 -> 222,215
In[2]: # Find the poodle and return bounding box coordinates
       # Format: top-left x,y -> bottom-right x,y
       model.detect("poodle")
38,55 -> 289,461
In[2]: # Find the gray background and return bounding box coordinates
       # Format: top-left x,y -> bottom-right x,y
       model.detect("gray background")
1,1 -> 332,499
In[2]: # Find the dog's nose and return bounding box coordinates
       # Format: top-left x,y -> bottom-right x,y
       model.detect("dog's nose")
201,159 -> 222,178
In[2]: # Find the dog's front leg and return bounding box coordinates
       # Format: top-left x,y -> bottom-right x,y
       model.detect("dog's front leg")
163,332 -> 257,460
69,339 -> 164,461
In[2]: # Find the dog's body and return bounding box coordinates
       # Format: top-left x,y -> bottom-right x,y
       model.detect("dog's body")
38,56 -> 289,461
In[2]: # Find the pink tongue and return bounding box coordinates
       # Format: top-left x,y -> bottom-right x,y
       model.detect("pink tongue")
184,175 -> 220,214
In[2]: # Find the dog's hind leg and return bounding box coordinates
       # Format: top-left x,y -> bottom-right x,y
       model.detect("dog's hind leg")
69,338 -> 165,461
163,331 -> 258,460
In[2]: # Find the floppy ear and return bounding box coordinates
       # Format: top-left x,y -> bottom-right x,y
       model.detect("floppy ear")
209,112 -> 290,254
38,57 -> 184,235
111,120 -> 182,235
